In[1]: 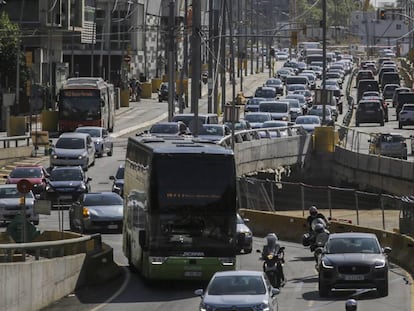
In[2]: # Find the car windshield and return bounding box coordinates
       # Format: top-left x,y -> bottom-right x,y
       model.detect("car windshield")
83,193 -> 123,206
76,128 -> 100,137
199,126 -> 223,136
207,275 -> 266,295
56,138 -> 85,149
150,124 -> 178,134
296,117 -> 320,124
115,167 -> 125,179
10,167 -> 42,178
50,169 -> 82,181
327,237 -> 380,254
245,114 -> 270,122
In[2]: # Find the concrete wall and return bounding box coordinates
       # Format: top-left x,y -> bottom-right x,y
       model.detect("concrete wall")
0,254 -> 86,311
234,135 -> 313,176
0,146 -> 33,167
333,146 -> 414,195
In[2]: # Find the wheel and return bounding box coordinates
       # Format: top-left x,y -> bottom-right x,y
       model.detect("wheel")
355,121 -> 359,127
318,277 -> 330,297
380,120 -> 384,126
377,281 -> 388,297
33,220 -> 39,226
158,98 -> 162,102
244,246 -> 252,254
69,217 -> 75,231
107,145 -> 113,156
399,122 -> 403,129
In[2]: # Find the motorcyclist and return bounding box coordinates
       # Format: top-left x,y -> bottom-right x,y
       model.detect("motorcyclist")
306,205 -> 329,232
261,233 -> 285,286
345,299 -> 357,311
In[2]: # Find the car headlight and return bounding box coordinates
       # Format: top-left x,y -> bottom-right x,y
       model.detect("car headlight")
78,154 -> 86,159
375,260 -> 386,268
52,154 -> 58,159
321,258 -> 334,269
82,207 -> 90,218
252,303 -> 270,311
46,185 -> 54,192
200,302 -> 214,311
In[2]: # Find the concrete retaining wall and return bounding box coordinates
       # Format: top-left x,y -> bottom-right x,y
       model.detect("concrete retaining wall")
0,146 -> 33,167
0,254 -> 86,311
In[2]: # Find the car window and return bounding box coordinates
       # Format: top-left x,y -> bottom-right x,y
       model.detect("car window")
0,187 -> 32,199
83,194 -> 123,206
208,275 -> 265,295
76,128 -> 100,137
327,237 -> 380,254
115,167 -> 125,179
50,169 -> 83,181
56,138 -> 85,149
10,167 -> 42,178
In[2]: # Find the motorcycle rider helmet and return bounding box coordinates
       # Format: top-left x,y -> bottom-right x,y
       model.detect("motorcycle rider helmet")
309,205 -> 318,216
314,223 -> 325,233
266,233 -> 278,249
345,299 -> 357,311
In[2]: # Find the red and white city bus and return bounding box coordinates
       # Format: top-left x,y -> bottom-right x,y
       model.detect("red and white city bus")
57,77 -> 115,133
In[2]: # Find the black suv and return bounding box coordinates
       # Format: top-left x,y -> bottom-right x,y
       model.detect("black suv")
109,164 -> 124,197
45,166 -> 91,204
355,99 -> 384,126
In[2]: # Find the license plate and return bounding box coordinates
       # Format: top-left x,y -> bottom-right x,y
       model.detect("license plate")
344,275 -> 364,281
107,224 -> 118,229
184,271 -> 202,277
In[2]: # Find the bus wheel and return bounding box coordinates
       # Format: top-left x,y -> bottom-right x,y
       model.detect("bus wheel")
127,239 -> 137,272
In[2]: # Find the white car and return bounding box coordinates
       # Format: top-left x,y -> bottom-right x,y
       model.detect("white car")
398,103 -> 414,129
50,132 -> 96,171
295,115 -> 321,133
75,126 -> 113,157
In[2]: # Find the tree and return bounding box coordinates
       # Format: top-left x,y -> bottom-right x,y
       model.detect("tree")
0,12 -> 30,91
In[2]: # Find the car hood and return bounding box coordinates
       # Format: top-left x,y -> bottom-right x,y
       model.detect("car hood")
324,253 -> 385,265
49,181 -> 84,188
86,204 -> 123,219
0,198 -> 35,206
53,148 -> 86,157
7,177 -> 43,185
204,294 -> 268,306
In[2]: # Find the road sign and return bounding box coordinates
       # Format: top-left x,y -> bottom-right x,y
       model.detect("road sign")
124,55 -> 131,63
17,179 -> 32,194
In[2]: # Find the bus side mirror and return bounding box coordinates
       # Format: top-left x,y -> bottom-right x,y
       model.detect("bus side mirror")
139,230 -> 147,248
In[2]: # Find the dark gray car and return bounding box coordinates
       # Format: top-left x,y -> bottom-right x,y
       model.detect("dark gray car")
318,232 -> 391,297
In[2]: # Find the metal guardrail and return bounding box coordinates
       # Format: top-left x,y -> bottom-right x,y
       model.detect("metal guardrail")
0,233 -> 102,262
0,135 -> 30,148
218,125 -> 308,148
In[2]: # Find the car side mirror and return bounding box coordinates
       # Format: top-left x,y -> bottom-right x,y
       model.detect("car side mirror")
87,177 -> 92,182
271,288 -> 280,296
383,246 -> 392,254
109,175 -> 115,180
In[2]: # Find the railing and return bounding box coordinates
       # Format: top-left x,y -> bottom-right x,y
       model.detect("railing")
0,135 -> 30,148
218,125 -> 308,148
0,233 -> 102,262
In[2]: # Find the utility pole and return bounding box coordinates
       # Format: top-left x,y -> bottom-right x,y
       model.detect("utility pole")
220,0 -> 227,114
208,0 -> 213,113
322,0 -> 327,124
191,0 -> 201,135
167,0 -> 176,121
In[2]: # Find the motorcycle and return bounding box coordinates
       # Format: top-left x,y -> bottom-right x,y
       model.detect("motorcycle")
260,246 -> 286,288
302,218 -> 330,264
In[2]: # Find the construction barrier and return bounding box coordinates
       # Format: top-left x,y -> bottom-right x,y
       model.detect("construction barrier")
41,110 -> 58,132
314,126 -> 336,153
151,78 -> 162,93
7,116 -> 26,136
141,82 -> 152,99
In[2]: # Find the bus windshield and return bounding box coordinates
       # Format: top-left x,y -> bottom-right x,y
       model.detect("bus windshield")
59,96 -> 101,121
149,154 -> 236,255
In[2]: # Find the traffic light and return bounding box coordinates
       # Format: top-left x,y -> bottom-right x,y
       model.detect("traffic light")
379,9 -> 386,20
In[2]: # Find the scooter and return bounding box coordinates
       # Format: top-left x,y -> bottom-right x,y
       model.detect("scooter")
259,246 -> 286,288
302,218 -> 330,263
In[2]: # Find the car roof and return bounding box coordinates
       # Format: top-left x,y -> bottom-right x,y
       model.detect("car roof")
59,132 -> 91,139
329,232 -> 377,239
51,166 -> 83,171
75,126 -> 104,130
212,270 -> 264,277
